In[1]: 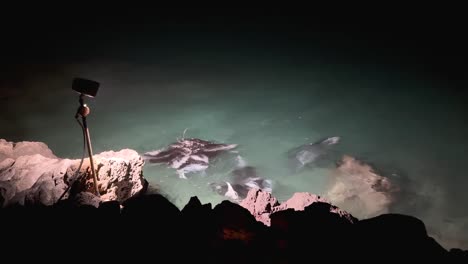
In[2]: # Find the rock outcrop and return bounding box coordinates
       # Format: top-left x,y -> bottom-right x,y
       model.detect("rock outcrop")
0,139 -> 57,160
0,139 -> 147,207
240,188 -> 356,226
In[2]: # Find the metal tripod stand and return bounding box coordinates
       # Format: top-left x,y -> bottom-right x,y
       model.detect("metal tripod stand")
75,94 -> 100,196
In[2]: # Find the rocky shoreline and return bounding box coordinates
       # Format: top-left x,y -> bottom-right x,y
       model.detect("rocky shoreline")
0,139 -> 466,261
0,189 -> 466,262
0,139 -> 147,207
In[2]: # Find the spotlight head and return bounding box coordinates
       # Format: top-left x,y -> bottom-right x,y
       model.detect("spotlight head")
72,78 -> 100,98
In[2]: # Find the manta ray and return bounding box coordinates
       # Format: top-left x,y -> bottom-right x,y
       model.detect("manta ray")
287,136 -> 341,173
209,156 -> 273,201
142,137 -> 238,179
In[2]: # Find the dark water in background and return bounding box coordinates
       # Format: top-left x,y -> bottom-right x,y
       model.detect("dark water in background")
1,10 -> 467,248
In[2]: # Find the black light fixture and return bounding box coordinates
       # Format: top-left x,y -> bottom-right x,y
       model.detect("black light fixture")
72,77 -> 100,98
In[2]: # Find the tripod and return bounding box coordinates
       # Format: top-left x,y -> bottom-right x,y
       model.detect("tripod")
74,94 -> 100,197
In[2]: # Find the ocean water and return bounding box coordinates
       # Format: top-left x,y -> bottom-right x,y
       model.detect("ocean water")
1,56 -> 467,249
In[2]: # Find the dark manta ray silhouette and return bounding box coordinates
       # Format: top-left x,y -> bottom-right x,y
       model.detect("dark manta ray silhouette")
209,156 -> 273,201
142,137 -> 238,179
287,136 -> 341,173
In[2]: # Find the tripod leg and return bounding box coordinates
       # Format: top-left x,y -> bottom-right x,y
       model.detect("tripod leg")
83,121 -> 100,197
